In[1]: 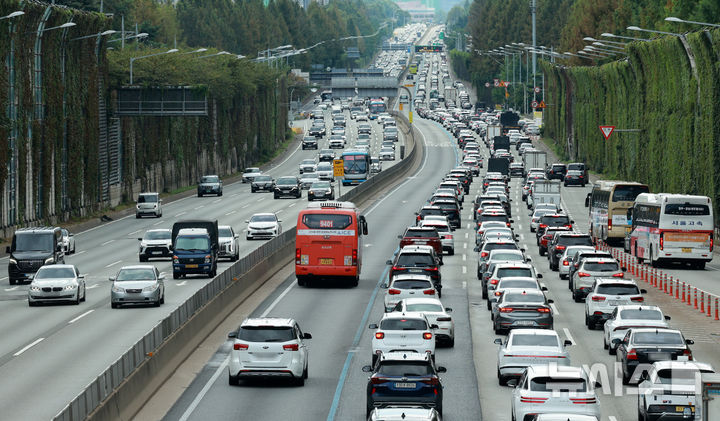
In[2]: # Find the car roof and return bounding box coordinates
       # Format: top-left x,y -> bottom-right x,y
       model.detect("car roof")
379,352 -> 432,362
38,264 -> 76,270
629,327 -> 681,335
381,311 -> 428,321
251,212 -> 277,217
145,228 -> 171,233
500,287 -> 544,296
400,245 -> 435,253
594,278 -> 637,286
526,365 -> 586,378
509,328 -> 559,337
241,317 -> 295,327
583,258 -> 618,263
118,265 -> 157,270
614,304 -> 662,312
495,262 -> 533,269
497,277 -> 538,283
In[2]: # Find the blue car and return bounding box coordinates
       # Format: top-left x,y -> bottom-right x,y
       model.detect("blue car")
362,352 -> 446,418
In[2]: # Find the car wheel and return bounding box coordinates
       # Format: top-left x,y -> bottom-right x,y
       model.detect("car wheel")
228,374 -> 240,386
197,192 -> 203,197
274,194 -> 279,199
447,338 -> 454,348
350,277 -> 359,287
559,273 -> 566,280
232,253 -> 239,262
135,214 -> 141,219
604,337 -> 609,350
139,256 -> 147,262
539,247 -> 545,256
154,297 -> 161,307
9,279 -> 16,286
219,191 -> 223,197
251,187 -> 256,193
111,302 -> 119,309
160,293 -> 165,305
173,273 -> 180,280
572,290 -> 582,303
371,354 -> 378,367
73,291 -> 81,305
448,248 -> 454,256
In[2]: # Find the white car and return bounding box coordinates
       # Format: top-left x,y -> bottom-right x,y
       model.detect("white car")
532,415 -> 598,421
245,213 -> 282,240
315,162 -> 333,180
218,225 -> 240,261
227,317 -> 311,386
558,246 -> 595,279
369,312 -> 436,366
28,264 -> 86,306
241,167 -> 262,183
367,406 -> 441,421
419,220 -> 454,255
138,228 -> 173,261
328,136 -> 345,149
637,361 -> 714,421
298,158 -> 317,174
61,228 -> 75,254
584,278 -> 646,329
495,329 -> 572,386
392,297 -> 455,347
477,227 -> 515,247
603,305 -> 670,354
135,192 -> 162,218
383,274 -> 437,312
380,147 -> 395,161
510,365 -> 602,421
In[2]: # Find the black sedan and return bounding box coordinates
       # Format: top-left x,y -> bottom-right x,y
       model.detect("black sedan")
614,328 -> 694,384
564,169 -> 586,186
273,176 -> 302,199
250,175 -> 274,193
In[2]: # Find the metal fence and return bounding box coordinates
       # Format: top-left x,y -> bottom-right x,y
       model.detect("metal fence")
53,110 -> 419,421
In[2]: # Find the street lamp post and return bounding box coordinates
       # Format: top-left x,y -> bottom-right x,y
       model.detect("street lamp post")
665,16 -> 720,29
0,10 -> 24,20
627,26 -> 681,37
2,10 -> 24,224
129,48 -> 179,85
600,32 -> 651,42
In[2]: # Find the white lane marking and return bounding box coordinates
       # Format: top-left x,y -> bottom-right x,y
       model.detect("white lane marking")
462,254 -> 467,261
5,286 -> 19,291
0,276 -> 8,281
257,198 -> 265,202
518,224 -> 523,230
464,232 -> 468,239
177,280 -> 296,421
225,210 -> 237,216
194,205 -> 205,210
462,266 -> 467,274
175,211 -> 187,217
288,203 -> 295,208
13,338 -> 45,357
275,210 -> 283,214
212,199 -> 222,204
609,417 -> 618,421
127,230 -> 141,236
563,327 -> 575,345
101,240 -> 115,246
550,303 -> 560,315
68,310 -> 94,324
269,142 -> 302,172
105,260 -> 122,268
87,284 -> 100,289
177,281 -> 187,286
153,221 -> 164,226
241,204 -> 249,209
463,243 -> 467,249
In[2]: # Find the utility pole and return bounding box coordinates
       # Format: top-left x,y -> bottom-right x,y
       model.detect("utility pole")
531,0 -> 537,103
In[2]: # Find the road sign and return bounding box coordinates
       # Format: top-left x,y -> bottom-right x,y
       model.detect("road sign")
485,82 -> 490,88
534,86 -> 541,93
537,100 -> 546,109
404,84 -> 415,87
599,125 -> 615,140
531,100 -> 539,108
493,79 -> 499,87
333,159 -> 344,177
409,111 -> 413,124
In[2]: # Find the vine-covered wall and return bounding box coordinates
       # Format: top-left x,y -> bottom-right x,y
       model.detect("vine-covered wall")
541,28 -> 720,225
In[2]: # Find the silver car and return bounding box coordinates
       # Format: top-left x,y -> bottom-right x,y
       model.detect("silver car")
571,258 -> 624,302
28,264 -> 86,306
558,246 -> 595,280
110,265 -> 165,308
61,229 -> 76,254
218,225 -> 240,261
495,329 -> 571,385
135,192 -> 162,218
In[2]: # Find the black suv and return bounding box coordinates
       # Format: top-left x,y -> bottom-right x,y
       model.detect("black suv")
7,227 -> 64,285
301,136 -> 318,150
197,175 -> 222,197
387,245 -> 441,284
431,200 -> 461,229
535,214 -> 573,244
548,233 -> 594,270
362,352 -> 446,418
546,163 -> 567,181
318,149 -> 335,162
273,176 -> 302,199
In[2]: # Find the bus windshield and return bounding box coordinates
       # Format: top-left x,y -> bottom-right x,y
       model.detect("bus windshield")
344,155 -> 367,175
612,185 -> 649,202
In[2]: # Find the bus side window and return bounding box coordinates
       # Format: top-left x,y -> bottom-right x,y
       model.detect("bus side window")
359,215 -> 368,236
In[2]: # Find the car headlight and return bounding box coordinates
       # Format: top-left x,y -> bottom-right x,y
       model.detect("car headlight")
64,284 -> 77,290
143,284 -> 159,292
204,255 -> 211,264
45,257 -> 55,264
9,258 -> 17,264
30,286 -> 41,292
112,286 -> 125,293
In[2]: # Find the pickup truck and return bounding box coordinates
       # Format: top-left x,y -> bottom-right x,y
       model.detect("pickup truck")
172,220 -> 219,279
638,361 -> 714,421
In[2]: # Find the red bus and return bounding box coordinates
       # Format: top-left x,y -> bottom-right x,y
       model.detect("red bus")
295,201 -> 369,287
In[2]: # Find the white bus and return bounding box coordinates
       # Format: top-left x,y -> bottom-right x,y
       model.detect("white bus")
628,193 -> 714,269
585,180 -> 649,244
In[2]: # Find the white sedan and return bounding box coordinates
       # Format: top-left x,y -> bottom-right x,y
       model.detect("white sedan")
379,147 -> 395,161
28,264 -> 86,306
603,305 -> 670,354
245,213 -> 282,240
393,297 -> 455,347
494,329 -> 571,386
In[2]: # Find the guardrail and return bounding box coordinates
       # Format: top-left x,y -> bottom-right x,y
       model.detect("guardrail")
53,109 -> 421,421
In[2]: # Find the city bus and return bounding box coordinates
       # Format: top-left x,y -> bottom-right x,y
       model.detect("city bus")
628,193 -> 714,269
408,63 -> 418,74
341,149 -> 371,186
295,201 -> 369,287
585,180 -> 649,244
369,99 -> 387,115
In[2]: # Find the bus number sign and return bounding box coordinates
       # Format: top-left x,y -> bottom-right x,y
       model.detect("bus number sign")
319,220 -> 333,228
333,159 -> 344,177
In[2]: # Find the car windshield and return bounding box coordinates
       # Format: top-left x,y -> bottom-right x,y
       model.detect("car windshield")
498,280 -> 537,289
619,309 -> 663,321
116,269 -> 156,281
559,236 -> 593,246
633,331 -> 685,345
219,227 -> 233,237
583,261 -> 620,272
238,326 -> 294,343
392,279 -> 433,290
406,303 -> 444,313
254,175 -> 272,182
244,168 -> 260,174
421,209 -> 444,217
541,215 -> 570,226
480,215 -> 509,223
497,268 -> 532,278
301,159 -> 315,165
35,267 -> 76,279
665,203 -> 710,216
503,293 -> 545,303
250,215 -> 276,223
511,334 -> 559,347
138,194 -> 158,203
530,377 -> 587,392
13,233 -> 54,252
175,236 -> 210,251
311,181 -> 330,189
597,284 -> 639,295
201,176 -> 219,183
483,243 -> 518,253
144,231 -> 171,240
377,362 -> 433,376
397,253 -> 435,267
380,318 -> 427,330
277,178 -> 296,185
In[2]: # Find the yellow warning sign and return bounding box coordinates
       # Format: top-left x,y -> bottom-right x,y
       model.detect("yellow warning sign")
333,159 -> 344,177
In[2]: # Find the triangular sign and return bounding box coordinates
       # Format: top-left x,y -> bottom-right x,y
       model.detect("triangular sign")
538,100 -> 546,108
599,125 -> 615,140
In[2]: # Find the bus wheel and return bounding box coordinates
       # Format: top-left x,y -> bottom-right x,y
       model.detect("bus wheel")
297,277 -> 306,287
350,277 -> 359,287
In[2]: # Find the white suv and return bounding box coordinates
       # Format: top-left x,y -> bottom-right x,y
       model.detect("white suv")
227,317 -> 312,386
135,192 -> 162,218
383,274 -> 437,312
584,278 -> 646,329
369,312 -> 437,366
571,258 -> 624,302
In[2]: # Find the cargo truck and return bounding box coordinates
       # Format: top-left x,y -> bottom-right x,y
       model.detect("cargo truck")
527,180 -> 561,210
522,150 -> 548,174
492,135 -> 510,153
486,125 -> 502,145
444,87 -> 457,103
488,157 -> 510,177
172,219 -> 219,279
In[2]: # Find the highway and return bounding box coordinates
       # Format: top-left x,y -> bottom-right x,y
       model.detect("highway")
0,101 -> 401,420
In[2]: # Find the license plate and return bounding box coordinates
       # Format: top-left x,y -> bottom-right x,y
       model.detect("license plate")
185,264 -> 198,268
151,251 -> 162,255
649,352 -> 670,360
609,300 -> 622,306
394,382 -> 416,389
319,258 -> 334,265
679,406 -> 694,414
414,241 -> 427,244
682,248 -> 691,253
515,321 -> 534,326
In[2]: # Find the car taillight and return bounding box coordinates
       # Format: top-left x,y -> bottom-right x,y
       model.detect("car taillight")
490,279 -> 499,285
295,248 -> 301,264
536,307 -> 551,313
499,307 -> 514,313
613,273 -> 625,277
388,289 -> 401,295
660,233 -> 664,251
631,296 -> 644,302
370,377 -> 389,385
578,272 -> 590,277
565,225 -> 573,229
444,234 -> 452,239
423,289 -> 436,295
233,343 -> 249,350
520,396 -> 548,403
421,377 -> 440,386
570,397 -> 597,404
506,222 -> 511,227
423,332 -> 433,340
436,317 -> 451,322
539,224 -> 547,229
555,245 -> 566,251
608,218 -> 612,230
425,267 -> 438,272
591,296 -> 606,301
283,344 -> 299,351
627,348 -> 637,360
683,349 -> 693,360
711,237 -> 714,252
375,332 -> 384,339
481,252 -> 489,258
392,266 -> 400,272
352,249 -> 358,266
563,260 -> 569,266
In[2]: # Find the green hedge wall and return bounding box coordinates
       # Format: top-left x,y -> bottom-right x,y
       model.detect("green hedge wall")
541,29 -> 720,225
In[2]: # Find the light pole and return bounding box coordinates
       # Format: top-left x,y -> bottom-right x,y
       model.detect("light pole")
591,42 -> 625,51
3,9 -> 24,224
129,48 -> 179,85
0,10 -> 24,20
600,32 -> 651,42
198,51 -> 231,59
627,26 -> 681,37
107,32 -> 147,44
71,29 -> 116,41
583,36 -> 627,47
665,16 -> 720,29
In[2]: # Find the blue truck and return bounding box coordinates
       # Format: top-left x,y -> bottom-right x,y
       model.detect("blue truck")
171,220 -> 219,279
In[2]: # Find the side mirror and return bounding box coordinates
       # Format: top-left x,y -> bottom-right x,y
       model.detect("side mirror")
397,235 -> 403,239
526,257 -> 533,262
245,220 -> 250,224
611,338 -> 621,345
509,219 -> 514,223
494,338 -> 502,345
686,339 -> 694,345
473,246 -> 479,252
564,339 -> 573,346
520,248 -> 525,252
541,286 -> 548,291
278,220 -> 283,223
69,233 -> 74,237
303,333 -> 312,339
369,324 -> 378,329
436,366 -> 447,373
137,237 -> 143,241
108,276 -> 116,282
536,273 -> 542,278
227,331 -> 237,339
78,274 -> 85,279
584,194 -> 590,207
381,283 -> 388,289
664,315 -> 672,320
361,365 -> 373,373
28,274 -> 35,280
547,299 -> 554,304
234,234 -> 240,239
430,324 -> 439,329
640,289 -> 647,294
570,220 -> 575,224
445,307 -> 453,312
385,260 -> 393,265
506,379 -> 518,387
5,246 -> 10,254
594,381 -> 602,388
158,275 -> 165,281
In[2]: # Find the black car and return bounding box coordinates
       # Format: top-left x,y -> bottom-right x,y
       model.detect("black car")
7,227 -> 65,285
273,176 -> 302,199
301,136 -> 318,150
567,162 -> 589,181
197,175 -> 222,197
564,169 -> 585,187
308,125 -> 325,138
362,352 -> 446,418
387,245 -> 441,284
318,149 -> 335,162
614,328 -> 693,385
548,233 -> 594,270
509,163 -> 524,177
250,175 -> 274,193
307,180 -> 334,201
431,200 -> 461,229
546,163 -> 567,181
535,214 -> 573,244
